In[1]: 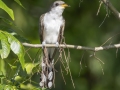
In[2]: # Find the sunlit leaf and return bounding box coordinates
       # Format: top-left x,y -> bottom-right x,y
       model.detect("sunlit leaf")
25,63 -> 39,74
0,0 -> 14,20
0,32 -> 10,59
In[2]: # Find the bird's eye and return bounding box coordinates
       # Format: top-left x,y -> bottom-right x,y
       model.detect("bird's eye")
55,3 -> 59,6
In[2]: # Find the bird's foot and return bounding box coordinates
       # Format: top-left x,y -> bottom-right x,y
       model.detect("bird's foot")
55,42 -> 59,47
42,41 -> 46,49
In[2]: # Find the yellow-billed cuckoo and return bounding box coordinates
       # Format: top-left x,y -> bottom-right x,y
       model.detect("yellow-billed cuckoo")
39,0 -> 68,88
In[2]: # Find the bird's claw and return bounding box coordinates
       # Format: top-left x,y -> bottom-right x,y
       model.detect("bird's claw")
55,42 -> 59,47
42,41 -> 46,49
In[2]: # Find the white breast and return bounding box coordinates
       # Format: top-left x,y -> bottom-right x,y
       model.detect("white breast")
43,13 -> 63,44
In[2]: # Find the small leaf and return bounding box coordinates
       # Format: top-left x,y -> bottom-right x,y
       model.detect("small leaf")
0,32 -> 10,59
0,0 -> 14,20
14,0 -> 25,9
25,63 -> 39,74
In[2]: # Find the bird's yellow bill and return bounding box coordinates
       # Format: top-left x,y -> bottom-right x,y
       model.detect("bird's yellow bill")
61,4 -> 69,7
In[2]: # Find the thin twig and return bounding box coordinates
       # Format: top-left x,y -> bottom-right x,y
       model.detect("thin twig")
95,57 -> 104,75
100,33 -> 120,46
116,48 -> 119,58
99,13 -> 108,27
78,51 -> 85,77
91,52 -> 104,75
97,1 -> 103,15
60,65 -> 66,85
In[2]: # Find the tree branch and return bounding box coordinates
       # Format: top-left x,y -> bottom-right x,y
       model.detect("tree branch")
22,43 -> 120,52
101,0 -> 120,20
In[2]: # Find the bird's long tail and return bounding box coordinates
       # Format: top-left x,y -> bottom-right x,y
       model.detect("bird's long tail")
39,48 -> 55,89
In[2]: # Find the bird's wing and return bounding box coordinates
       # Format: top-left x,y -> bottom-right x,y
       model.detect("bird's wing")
58,19 -> 65,44
51,19 -> 65,60
39,14 -> 45,42
39,14 -> 48,57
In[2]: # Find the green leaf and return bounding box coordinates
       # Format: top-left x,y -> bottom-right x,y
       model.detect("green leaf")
1,31 -> 25,70
14,0 -> 25,9
0,50 -> 1,54
0,0 -> 14,20
3,85 -> 18,90
0,32 -> 10,59
0,16 -> 23,32
0,16 -> 14,26
0,84 -> 5,90
8,63 -> 17,69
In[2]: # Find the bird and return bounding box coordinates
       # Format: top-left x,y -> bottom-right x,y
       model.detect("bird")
39,0 -> 69,89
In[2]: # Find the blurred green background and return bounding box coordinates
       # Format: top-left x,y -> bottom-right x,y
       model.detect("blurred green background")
1,0 -> 120,90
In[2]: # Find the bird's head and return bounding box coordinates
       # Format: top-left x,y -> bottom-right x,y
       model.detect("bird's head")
52,1 -> 69,9
50,0 -> 69,15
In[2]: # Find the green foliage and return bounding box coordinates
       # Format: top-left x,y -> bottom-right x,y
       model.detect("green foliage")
0,84 -> 18,90
0,0 -> 29,89
0,31 -> 25,69
0,0 -> 14,20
